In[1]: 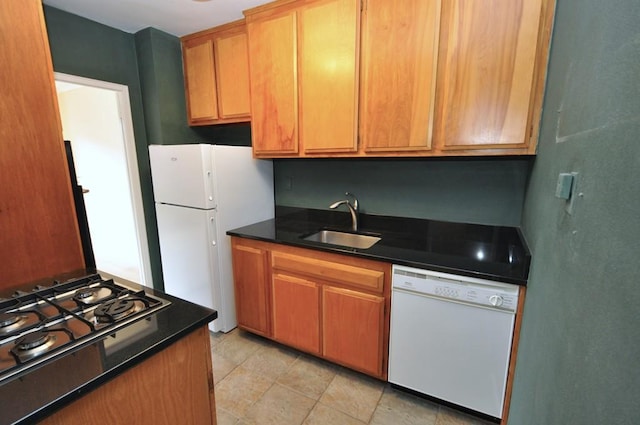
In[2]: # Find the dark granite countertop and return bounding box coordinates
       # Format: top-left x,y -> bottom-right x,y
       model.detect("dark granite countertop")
227,207 -> 531,285
0,271 -> 217,425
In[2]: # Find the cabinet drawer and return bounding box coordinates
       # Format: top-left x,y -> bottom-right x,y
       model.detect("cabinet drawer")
271,251 -> 384,293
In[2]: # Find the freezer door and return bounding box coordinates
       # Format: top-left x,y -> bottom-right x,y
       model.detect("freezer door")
149,144 -> 215,209
155,203 -> 220,331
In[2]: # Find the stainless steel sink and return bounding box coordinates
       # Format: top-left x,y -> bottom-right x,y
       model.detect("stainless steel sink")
302,230 -> 381,249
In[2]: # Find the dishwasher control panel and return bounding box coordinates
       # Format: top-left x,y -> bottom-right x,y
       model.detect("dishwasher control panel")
392,265 -> 519,312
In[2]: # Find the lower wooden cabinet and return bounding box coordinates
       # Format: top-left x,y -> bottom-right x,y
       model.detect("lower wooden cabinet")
40,326 -> 216,424
230,238 -> 271,336
230,236 -> 391,380
272,273 -> 321,354
322,286 -> 385,377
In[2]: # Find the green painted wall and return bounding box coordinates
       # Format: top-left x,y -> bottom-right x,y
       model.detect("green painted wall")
135,27 -> 201,145
275,158 -> 531,226
509,1 -> 640,424
43,6 -> 165,288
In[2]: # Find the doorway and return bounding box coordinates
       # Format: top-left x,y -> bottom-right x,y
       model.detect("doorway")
54,73 -> 152,287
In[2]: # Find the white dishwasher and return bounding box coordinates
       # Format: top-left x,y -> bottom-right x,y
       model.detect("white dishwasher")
388,265 -> 520,420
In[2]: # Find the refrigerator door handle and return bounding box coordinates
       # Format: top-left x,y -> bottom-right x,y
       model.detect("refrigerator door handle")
210,217 -> 217,246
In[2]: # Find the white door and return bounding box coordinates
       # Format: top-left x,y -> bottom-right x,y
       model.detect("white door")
55,74 -> 152,286
155,203 -> 220,332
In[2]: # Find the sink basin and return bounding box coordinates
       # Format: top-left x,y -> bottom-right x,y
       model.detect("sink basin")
302,230 -> 381,249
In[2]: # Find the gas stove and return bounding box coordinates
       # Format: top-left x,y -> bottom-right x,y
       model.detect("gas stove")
0,273 -> 170,384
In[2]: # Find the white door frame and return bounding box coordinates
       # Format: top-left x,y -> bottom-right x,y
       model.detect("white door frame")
54,72 -> 153,287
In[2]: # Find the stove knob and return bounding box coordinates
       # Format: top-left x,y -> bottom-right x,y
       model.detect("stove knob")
489,295 -> 504,307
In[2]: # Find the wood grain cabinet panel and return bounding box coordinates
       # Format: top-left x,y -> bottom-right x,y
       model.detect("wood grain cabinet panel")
359,0 -> 441,153
243,0 -> 554,157
231,238 -> 271,336
272,273 -> 321,354
182,20 -> 251,126
245,0 -> 359,157
322,286 -> 385,377
183,37 -> 219,123
40,327 -> 216,425
246,8 -> 299,155
271,250 -> 384,293
215,30 -> 251,119
300,0 -> 359,154
0,0 -> 85,288
433,0 -> 547,152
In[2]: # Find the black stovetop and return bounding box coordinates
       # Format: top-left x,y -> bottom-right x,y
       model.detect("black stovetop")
0,271 -> 219,425
0,273 -> 170,385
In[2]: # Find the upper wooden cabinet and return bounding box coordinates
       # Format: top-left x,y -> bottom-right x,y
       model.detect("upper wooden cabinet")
181,20 -> 251,126
244,0 -> 360,157
432,0 -> 552,154
299,0 -> 359,154
359,0 -> 441,153
242,0 -> 555,157
245,7 -> 299,155
1,0 -> 85,288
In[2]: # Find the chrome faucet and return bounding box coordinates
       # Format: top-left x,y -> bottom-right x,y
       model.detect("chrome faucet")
329,192 -> 359,232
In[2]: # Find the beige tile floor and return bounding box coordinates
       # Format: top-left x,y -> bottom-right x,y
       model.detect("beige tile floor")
210,329 -> 494,425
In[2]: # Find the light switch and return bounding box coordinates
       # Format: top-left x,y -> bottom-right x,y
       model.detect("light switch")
555,173 -> 574,200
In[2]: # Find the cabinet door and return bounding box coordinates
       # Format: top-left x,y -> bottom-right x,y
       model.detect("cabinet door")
183,37 -> 219,124
231,240 -> 271,336
40,327 -> 216,425
322,286 -> 385,377
360,0 -> 441,153
214,28 -> 251,119
272,273 -> 321,354
246,10 -> 299,156
433,0 -> 544,150
300,0 -> 359,154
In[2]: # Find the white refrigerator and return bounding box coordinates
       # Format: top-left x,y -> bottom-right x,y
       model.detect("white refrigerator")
149,144 -> 274,332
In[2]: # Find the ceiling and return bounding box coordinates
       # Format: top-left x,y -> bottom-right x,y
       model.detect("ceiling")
42,0 -> 270,37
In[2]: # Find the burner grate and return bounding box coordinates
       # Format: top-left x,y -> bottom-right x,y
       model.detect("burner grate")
0,274 -> 170,384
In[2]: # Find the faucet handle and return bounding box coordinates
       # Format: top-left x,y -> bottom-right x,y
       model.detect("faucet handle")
345,192 -> 359,211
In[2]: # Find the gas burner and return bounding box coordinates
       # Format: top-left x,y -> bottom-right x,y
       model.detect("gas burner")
12,331 -> 57,359
0,313 -> 21,328
93,298 -> 144,324
0,311 -> 39,337
0,313 -> 27,336
73,286 -> 114,305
